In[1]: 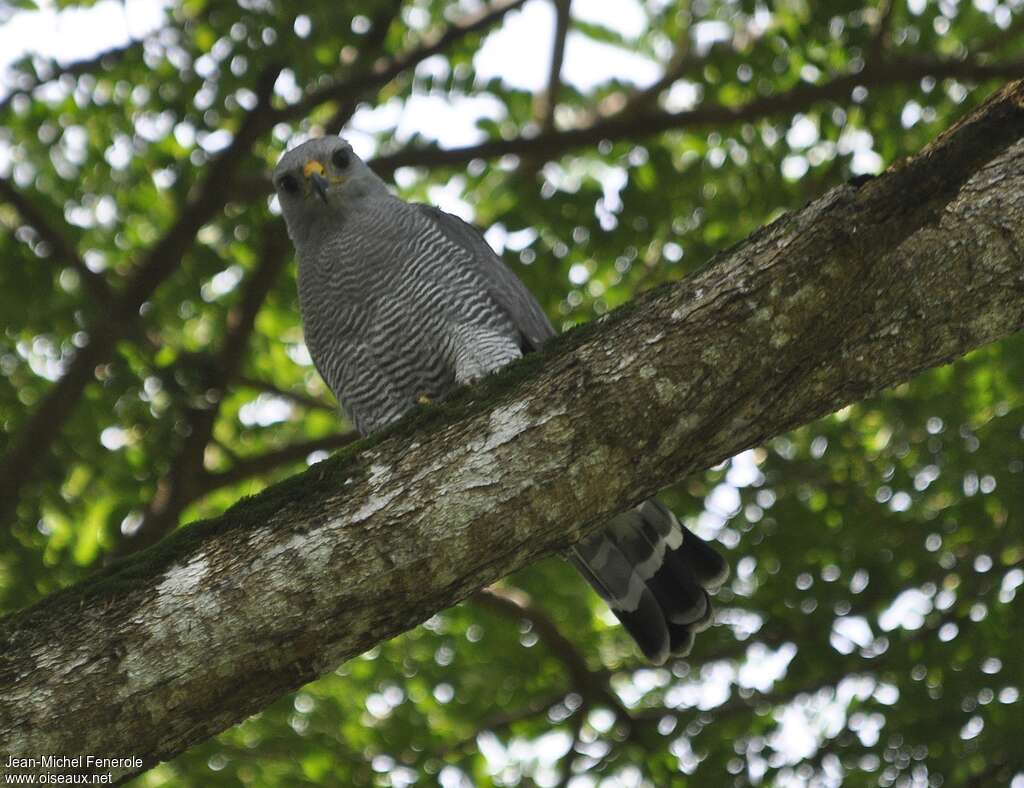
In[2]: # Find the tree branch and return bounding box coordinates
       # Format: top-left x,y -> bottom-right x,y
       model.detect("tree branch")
473,587 -> 628,719
1,80 -> 1023,783
116,226 -> 291,554
369,56 -> 1024,177
0,176 -> 114,306
0,41 -> 143,117
322,0 -> 405,136
598,14 -> 756,121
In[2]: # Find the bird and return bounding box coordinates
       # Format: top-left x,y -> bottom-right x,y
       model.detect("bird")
273,136 -> 729,664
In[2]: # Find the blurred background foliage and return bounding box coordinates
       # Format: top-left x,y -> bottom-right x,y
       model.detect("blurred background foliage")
1,0 -> 1022,785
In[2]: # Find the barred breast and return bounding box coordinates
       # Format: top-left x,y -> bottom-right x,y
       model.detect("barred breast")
297,197 -> 520,435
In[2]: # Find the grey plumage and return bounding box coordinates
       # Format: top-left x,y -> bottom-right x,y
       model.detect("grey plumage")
274,136 -> 728,664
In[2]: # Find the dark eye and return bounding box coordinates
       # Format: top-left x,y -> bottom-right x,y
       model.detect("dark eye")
331,148 -> 350,170
278,174 -> 299,195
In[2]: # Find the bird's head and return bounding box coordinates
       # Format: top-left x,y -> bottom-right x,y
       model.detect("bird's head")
273,137 -> 389,240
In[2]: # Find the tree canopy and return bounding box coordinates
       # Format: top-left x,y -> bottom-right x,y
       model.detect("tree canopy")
0,0 -> 1022,786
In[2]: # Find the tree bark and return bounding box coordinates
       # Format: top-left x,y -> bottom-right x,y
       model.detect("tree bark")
2,82 -> 1023,783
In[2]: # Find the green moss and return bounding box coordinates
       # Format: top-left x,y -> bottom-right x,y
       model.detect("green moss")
1,290 -> 654,635
0,442 -> 375,632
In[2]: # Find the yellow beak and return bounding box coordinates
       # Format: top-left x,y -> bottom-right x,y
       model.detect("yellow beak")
303,160 -> 330,203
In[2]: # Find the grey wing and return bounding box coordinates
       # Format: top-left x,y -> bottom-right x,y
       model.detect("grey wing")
414,204 -> 556,352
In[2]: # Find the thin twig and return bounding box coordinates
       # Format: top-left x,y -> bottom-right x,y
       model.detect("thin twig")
473,587 -> 632,723
436,690 -> 567,756
868,0 -> 896,61
539,0 -> 572,133
236,376 -> 337,413
194,430 -> 360,496
554,700 -> 587,788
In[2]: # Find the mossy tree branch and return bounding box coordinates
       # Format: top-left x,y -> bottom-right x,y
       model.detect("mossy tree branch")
1,82 -> 1023,783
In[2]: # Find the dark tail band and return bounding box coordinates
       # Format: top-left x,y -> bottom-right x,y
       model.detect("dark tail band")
570,499 -> 729,664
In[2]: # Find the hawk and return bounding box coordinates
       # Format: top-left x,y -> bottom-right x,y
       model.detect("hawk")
273,137 -> 728,663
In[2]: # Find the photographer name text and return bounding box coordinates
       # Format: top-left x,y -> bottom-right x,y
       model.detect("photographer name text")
4,756 -> 142,770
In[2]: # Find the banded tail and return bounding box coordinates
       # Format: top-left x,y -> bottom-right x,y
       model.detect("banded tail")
570,499 -> 729,664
